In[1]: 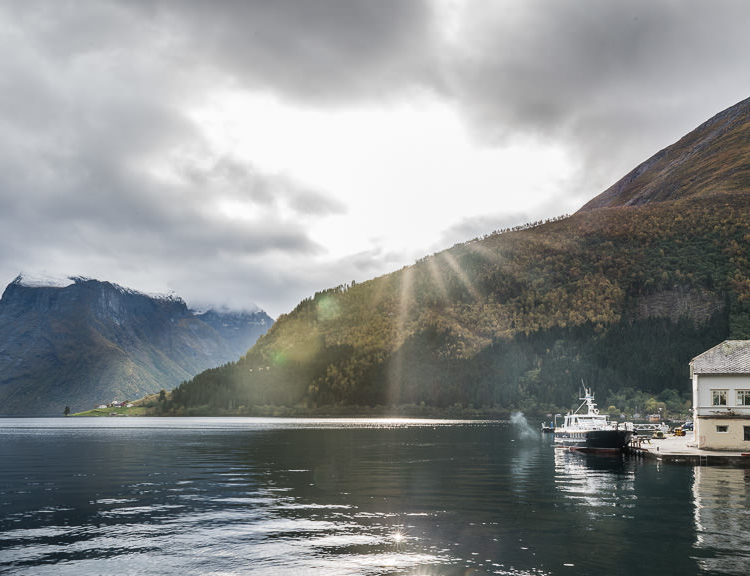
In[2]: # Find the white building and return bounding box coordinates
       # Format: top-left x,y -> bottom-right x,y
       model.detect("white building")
690,340 -> 750,450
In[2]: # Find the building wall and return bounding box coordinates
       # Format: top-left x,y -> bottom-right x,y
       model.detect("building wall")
693,374 -> 750,449
696,417 -> 750,450
694,374 -> 750,410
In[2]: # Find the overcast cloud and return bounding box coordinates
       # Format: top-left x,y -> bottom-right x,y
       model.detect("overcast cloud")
1,0 -> 749,317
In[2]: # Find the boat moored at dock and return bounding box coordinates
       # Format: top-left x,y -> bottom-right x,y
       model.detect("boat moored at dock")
554,389 -> 633,452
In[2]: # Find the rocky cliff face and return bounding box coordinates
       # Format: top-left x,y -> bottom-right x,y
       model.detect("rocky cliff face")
0,276 -> 273,415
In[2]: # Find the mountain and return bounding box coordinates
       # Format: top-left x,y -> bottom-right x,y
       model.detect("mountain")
580,96 -> 750,211
0,276 -> 273,415
170,97 -> 750,417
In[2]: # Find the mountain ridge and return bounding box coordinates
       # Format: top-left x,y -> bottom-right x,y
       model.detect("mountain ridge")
579,96 -> 750,211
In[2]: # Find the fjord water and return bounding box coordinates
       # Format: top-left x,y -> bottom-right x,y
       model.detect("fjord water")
1,419 -> 748,575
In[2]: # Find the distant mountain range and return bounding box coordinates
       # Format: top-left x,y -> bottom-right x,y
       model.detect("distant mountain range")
169,96 -> 750,417
0,275 -> 272,415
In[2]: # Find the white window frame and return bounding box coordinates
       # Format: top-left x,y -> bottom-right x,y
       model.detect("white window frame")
712,389 -> 728,406
737,390 -> 750,406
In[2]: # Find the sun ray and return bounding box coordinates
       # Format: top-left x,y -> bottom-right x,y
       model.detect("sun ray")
397,267 -> 414,339
369,275 -> 392,309
386,266 -> 414,407
441,252 -> 482,301
464,241 -> 505,265
426,257 -> 449,302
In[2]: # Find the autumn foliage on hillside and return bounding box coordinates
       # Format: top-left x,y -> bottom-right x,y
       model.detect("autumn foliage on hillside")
170,190 -> 749,415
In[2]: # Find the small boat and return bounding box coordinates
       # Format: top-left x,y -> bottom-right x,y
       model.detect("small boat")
554,388 -> 633,452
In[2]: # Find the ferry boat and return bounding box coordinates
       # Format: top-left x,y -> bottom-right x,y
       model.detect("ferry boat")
554,389 -> 633,452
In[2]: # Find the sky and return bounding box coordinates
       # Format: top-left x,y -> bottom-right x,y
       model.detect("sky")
1,0 -> 749,318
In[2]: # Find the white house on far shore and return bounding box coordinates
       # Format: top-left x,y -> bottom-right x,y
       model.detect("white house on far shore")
691,340 -> 750,450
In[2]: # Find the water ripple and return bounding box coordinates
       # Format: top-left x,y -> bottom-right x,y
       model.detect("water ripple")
0,418 -> 732,575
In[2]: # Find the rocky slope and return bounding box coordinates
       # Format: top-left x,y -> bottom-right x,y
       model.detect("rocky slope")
0,276 -> 272,415
579,96 -> 750,211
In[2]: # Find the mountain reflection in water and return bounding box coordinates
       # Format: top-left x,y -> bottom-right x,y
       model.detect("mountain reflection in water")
0,418 -> 747,575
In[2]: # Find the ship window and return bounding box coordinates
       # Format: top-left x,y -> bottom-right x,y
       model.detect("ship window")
716,425 -> 729,433
738,390 -> 750,406
745,426 -> 750,441
712,390 -> 728,406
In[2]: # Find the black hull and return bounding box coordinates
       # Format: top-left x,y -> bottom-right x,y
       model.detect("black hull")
554,429 -> 633,452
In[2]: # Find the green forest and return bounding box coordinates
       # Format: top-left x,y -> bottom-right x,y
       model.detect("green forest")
162,190 -> 750,419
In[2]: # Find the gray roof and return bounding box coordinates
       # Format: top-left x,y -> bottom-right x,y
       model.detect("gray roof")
691,340 -> 750,374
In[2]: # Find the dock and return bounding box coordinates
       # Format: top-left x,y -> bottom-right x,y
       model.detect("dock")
627,432 -> 750,466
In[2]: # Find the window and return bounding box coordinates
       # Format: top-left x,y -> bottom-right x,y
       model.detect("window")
738,390 -> 750,406
745,426 -> 750,441
716,425 -> 729,433
712,390 -> 728,406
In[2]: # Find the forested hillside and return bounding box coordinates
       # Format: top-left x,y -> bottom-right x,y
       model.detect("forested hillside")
168,97 -> 750,417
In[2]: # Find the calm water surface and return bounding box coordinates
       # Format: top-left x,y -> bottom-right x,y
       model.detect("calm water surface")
1,417 -> 749,575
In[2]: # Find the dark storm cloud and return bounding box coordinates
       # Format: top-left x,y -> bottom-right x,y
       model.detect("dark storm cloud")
179,159 -> 346,217
156,0 -> 441,103
137,0 -> 750,198
0,145 -> 322,256
447,1 -> 747,131
444,0 -> 750,193
1,0 -> 749,315
0,0 -> 349,295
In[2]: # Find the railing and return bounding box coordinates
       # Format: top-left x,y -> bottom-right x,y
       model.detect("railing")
631,423 -> 669,434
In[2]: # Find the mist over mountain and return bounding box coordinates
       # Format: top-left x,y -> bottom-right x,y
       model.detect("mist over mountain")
0,276 -> 272,415
166,96 -> 750,417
